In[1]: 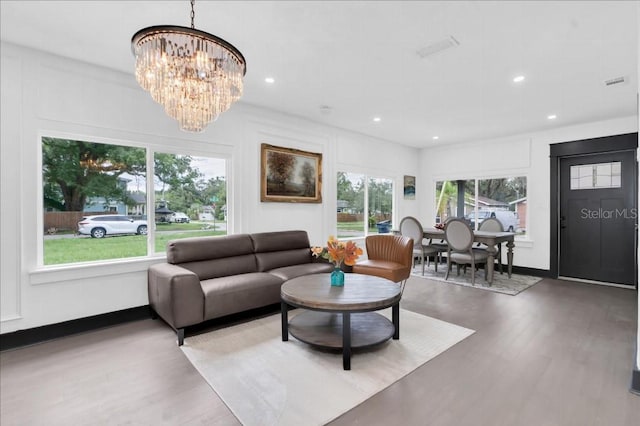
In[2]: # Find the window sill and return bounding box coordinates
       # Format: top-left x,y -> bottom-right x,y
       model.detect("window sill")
29,256 -> 166,285
513,236 -> 534,248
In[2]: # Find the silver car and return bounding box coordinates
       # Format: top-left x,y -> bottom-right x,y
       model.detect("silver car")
77,215 -> 148,238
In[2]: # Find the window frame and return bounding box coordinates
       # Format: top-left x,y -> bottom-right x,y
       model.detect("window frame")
35,131 -> 232,278
336,170 -> 395,239
433,173 -> 530,240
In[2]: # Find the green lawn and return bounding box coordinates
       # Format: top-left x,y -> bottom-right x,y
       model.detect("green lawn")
44,230 -> 226,265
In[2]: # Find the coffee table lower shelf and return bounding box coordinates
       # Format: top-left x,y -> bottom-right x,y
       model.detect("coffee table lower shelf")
288,311 -> 395,350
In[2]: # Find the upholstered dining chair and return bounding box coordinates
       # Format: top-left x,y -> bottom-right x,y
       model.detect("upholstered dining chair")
399,216 -> 441,274
352,234 -> 414,293
430,217 -> 455,262
476,217 -> 504,274
444,218 -> 489,286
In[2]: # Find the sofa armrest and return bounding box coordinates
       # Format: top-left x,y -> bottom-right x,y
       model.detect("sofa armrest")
148,263 -> 205,330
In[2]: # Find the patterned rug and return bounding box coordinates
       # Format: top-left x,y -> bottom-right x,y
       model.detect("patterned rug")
411,263 -> 542,295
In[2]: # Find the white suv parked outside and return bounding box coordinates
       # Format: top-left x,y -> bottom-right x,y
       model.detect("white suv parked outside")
466,210 -> 519,232
77,215 -> 148,238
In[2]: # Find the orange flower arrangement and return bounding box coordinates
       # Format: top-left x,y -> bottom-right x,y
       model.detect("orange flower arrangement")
311,235 -> 363,268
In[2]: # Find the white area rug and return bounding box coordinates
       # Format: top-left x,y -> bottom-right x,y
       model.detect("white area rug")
411,263 -> 542,295
181,309 -> 474,426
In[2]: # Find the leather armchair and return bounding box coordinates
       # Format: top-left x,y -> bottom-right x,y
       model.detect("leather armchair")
352,234 -> 414,284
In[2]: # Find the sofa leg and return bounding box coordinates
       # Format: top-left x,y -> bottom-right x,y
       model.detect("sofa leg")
149,307 -> 158,320
177,328 -> 185,346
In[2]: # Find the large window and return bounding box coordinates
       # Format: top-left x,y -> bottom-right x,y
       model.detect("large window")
435,176 -> 527,235
42,136 -> 227,266
152,152 -> 227,254
337,172 -> 393,238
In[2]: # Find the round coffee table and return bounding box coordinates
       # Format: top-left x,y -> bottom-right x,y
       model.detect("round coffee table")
280,273 -> 401,370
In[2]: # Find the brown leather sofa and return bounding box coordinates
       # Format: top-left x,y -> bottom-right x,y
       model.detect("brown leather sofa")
148,230 -> 334,345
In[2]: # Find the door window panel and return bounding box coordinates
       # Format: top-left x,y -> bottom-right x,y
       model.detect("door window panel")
570,162 -> 622,189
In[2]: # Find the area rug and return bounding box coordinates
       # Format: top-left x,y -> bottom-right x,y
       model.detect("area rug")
181,308 -> 474,426
411,263 -> 542,295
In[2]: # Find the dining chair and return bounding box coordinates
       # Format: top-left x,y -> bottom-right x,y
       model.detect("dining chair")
476,217 -> 504,274
444,218 -> 489,286
399,216 -> 441,274
430,217 -> 454,261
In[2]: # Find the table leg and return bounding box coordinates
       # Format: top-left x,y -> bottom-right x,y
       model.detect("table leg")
392,303 -> 400,340
485,245 -> 496,285
507,241 -> 514,278
342,312 -> 351,370
281,301 -> 288,342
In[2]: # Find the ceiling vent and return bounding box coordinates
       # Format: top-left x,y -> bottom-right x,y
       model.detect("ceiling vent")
604,76 -> 626,86
417,36 -> 460,59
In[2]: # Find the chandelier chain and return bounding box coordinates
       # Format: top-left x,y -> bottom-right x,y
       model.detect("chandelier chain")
190,0 -> 195,29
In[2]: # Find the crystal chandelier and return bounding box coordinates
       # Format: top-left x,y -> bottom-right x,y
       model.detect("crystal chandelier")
131,0 -> 246,132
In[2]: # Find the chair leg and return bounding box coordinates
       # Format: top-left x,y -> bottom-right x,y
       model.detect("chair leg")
434,253 -> 438,272
470,259 -> 475,286
421,253 -> 425,275
445,257 -> 450,280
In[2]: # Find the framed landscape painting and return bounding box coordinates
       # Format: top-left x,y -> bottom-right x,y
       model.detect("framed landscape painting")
260,143 -> 322,203
404,175 -> 416,199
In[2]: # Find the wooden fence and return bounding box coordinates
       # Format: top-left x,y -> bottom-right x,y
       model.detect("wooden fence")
43,212 -> 114,232
337,213 -> 390,223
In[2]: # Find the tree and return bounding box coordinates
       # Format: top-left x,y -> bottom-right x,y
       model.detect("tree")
154,153 -> 201,202
42,137 -> 145,211
267,151 -> 295,191
299,161 -> 315,197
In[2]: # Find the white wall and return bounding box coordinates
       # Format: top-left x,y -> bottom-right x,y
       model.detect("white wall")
0,42 -> 420,333
419,117 -> 638,270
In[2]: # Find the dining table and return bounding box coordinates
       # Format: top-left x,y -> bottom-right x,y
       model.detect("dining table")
421,227 -> 516,285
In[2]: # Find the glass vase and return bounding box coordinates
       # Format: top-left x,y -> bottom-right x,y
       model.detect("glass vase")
331,266 -> 345,287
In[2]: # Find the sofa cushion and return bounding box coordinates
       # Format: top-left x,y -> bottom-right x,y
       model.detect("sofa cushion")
252,230 -> 313,271
178,254 -> 258,281
251,230 -> 311,252
201,272 -> 284,320
255,248 -> 312,272
167,234 -> 254,264
268,262 -> 335,281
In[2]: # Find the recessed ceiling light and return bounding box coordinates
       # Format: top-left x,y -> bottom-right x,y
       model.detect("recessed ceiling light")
265,77 -> 275,84
432,136 -> 439,140
547,114 -> 557,120
513,75 -> 525,83
373,117 -> 381,122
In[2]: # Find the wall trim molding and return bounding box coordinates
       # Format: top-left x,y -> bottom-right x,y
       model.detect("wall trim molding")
0,306 -> 150,351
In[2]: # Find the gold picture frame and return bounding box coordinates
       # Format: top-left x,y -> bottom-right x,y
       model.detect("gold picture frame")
260,143 -> 323,203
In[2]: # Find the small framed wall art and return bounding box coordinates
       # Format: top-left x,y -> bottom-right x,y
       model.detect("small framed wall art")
260,143 -> 322,203
404,175 -> 416,200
